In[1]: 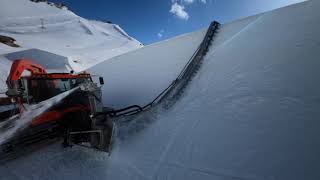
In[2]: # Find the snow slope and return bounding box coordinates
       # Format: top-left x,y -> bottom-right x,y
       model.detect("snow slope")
88,29 -> 206,108
0,0 -> 142,61
1,1 -> 320,180
0,0 -> 142,92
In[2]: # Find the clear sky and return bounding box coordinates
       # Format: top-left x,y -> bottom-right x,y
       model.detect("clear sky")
50,0 -> 305,45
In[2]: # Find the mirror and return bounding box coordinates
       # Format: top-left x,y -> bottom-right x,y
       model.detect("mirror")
99,77 -> 104,85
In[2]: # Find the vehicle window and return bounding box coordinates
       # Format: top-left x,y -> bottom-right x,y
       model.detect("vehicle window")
28,78 -> 90,103
59,80 -> 71,91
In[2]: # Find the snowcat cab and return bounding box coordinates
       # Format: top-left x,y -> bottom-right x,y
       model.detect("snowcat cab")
24,73 -> 92,104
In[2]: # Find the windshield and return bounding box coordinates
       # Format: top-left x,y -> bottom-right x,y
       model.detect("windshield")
27,78 -> 90,103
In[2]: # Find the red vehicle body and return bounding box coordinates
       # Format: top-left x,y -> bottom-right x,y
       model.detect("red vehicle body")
0,59 -> 113,157
4,59 -> 92,126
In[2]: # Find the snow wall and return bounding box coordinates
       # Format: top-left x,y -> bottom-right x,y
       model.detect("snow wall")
88,30 -> 206,109
5,48 -> 71,73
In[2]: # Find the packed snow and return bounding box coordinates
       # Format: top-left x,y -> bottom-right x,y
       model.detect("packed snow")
88,29 -> 206,109
1,0 -> 320,180
5,48 -> 73,72
0,0 -> 142,92
0,56 -> 12,95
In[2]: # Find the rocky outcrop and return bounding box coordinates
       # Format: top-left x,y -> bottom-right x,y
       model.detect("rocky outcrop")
29,0 -> 68,10
0,35 -> 20,47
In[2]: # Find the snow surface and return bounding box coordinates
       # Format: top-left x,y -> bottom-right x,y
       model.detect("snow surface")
0,0 -> 142,91
88,29 -> 206,108
0,0 -> 142,59
4,48 -> 73,72
1,1 -> 320,180
0,56 -> 12,94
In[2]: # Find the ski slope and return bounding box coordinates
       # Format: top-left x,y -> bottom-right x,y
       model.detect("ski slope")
0,0 -> 142,93
1,1 -> 320,180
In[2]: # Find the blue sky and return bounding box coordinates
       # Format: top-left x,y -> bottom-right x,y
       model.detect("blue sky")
51,0 -> 305,45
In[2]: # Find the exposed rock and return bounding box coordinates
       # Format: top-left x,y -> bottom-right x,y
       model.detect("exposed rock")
101,20 -> 113,24
54,3 -> 67,9
0,35 -> 20,48
30,0 -> 47,2
29,0 -> 68,10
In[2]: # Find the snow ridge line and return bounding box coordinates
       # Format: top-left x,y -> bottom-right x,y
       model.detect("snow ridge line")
116,21 -> 221,120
